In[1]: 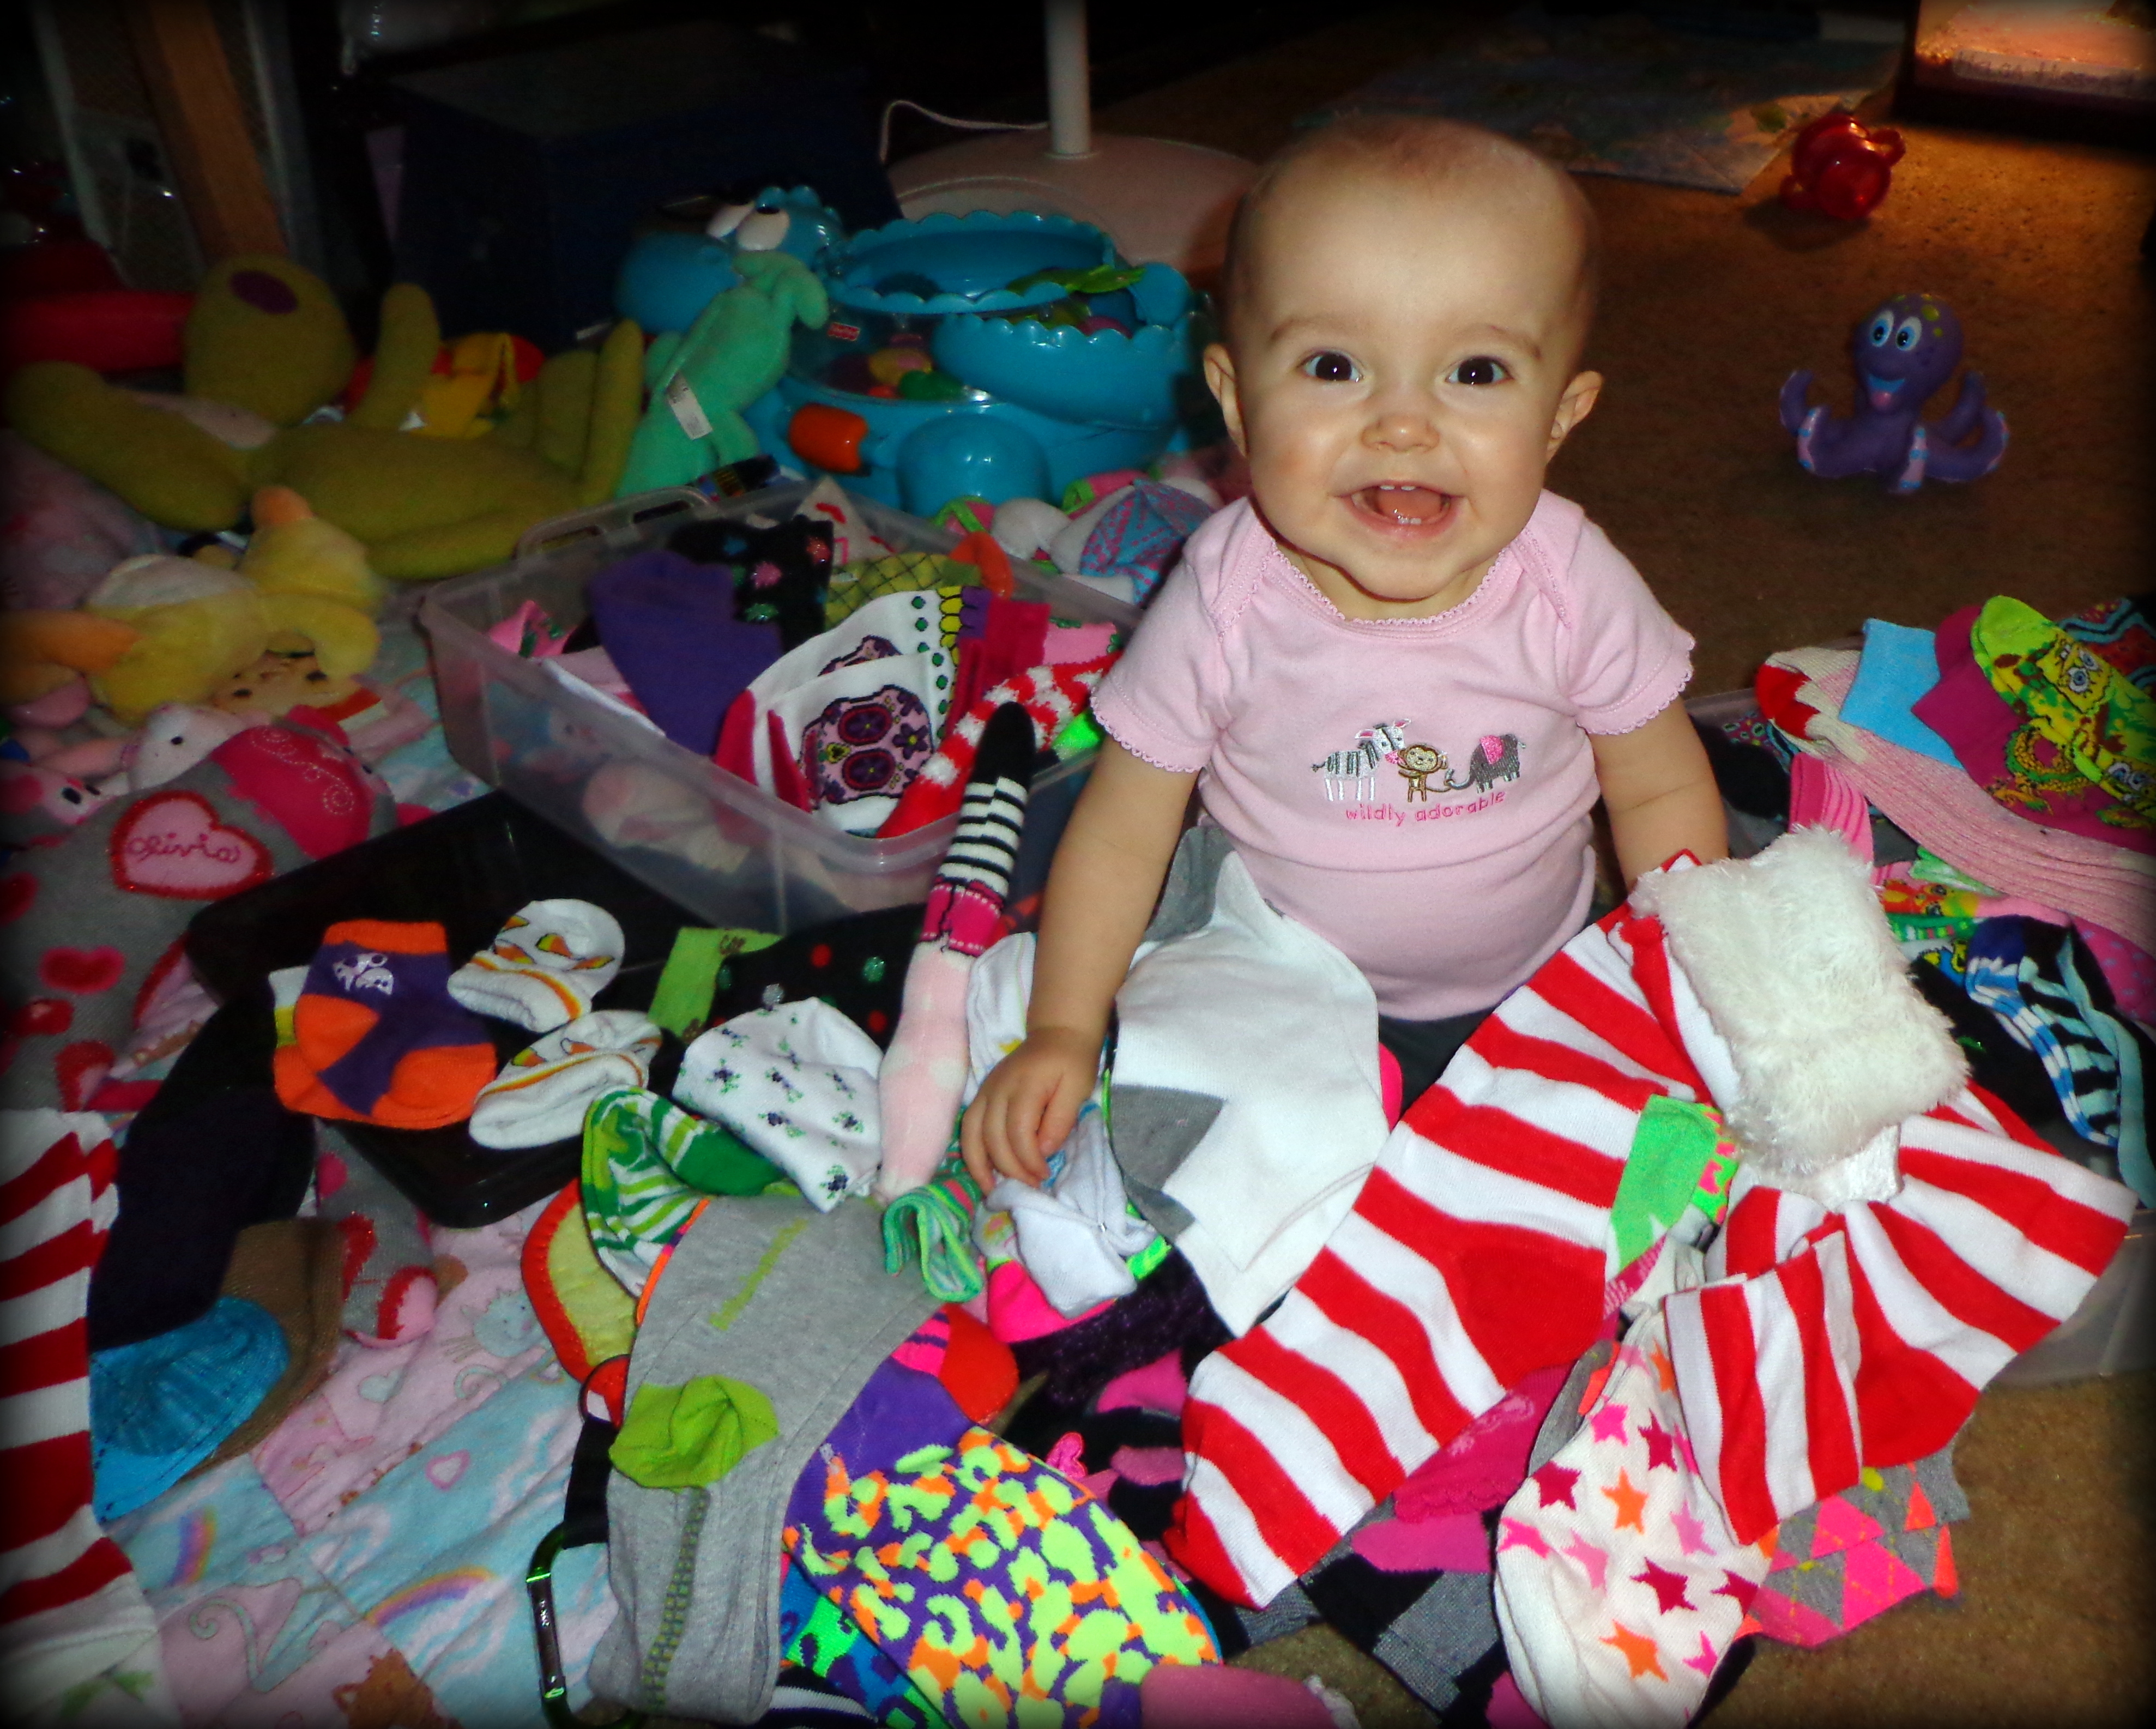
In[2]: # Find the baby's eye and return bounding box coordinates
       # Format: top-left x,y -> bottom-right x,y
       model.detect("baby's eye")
1447,356 -> 1509,386
1300,351 -> 1360,383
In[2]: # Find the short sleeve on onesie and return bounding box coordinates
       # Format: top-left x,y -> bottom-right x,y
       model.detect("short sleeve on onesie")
1092,494 -> 1693,1020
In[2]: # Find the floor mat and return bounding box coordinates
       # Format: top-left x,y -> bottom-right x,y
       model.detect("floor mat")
1305,5 -> 1904,194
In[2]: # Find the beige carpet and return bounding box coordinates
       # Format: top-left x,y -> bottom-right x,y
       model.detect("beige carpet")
1097,9 -> 2156,1724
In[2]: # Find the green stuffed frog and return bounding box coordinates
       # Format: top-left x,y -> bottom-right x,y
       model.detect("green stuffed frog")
613,249 -> 828,498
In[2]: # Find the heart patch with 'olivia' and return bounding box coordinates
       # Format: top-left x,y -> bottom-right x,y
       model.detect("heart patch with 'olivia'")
108,791 -> 273,900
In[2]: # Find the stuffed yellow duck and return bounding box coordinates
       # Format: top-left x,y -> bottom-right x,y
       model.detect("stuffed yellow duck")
85,485 -> 383,723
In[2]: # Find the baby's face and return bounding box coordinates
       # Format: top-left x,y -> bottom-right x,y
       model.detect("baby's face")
1209,165 -> 1600,618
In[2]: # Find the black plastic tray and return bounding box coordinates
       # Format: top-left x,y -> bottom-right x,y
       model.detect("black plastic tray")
187,793 -> 701,1226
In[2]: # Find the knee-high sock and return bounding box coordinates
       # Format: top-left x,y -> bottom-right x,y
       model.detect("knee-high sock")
875,703 -> 1034,1200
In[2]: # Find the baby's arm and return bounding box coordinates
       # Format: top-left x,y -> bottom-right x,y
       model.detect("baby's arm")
961,737 -> 1197,1187
1591,700 -> 1729,887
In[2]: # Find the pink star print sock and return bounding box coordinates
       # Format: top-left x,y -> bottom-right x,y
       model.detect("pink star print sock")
1493,1296 -> 1772,1727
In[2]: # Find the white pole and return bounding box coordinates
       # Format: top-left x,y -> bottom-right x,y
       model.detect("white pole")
1044,0 -> 1094,160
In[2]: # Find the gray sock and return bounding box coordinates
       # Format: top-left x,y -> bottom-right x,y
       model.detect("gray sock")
586,1195 -> 935,1722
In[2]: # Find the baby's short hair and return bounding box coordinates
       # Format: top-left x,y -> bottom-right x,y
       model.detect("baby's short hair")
1221,113 -> 1599,349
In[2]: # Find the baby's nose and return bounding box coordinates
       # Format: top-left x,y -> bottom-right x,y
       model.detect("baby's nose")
1364,397 -> 1440,450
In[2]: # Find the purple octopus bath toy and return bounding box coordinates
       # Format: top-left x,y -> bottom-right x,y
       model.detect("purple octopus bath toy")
1779,293 -> 2008,492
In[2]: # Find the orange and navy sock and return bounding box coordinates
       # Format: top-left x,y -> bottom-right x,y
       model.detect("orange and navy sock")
273,920 -> 495,1130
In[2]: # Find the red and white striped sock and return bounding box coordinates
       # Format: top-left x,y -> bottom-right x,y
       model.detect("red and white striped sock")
2,1109 -> 158,1707
1167,907 -> 2137,1606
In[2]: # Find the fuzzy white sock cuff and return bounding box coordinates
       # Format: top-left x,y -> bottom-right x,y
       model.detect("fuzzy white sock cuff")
1630,827 -> 1966,1207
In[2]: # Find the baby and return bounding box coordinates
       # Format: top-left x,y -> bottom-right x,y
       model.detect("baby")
963,114 -> 1728,1185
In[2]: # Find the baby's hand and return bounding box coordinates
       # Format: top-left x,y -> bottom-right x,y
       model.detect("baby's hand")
959,1027 -> 1100,1190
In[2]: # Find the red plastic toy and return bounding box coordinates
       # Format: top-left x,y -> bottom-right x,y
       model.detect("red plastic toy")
1779,112 -> 1904,222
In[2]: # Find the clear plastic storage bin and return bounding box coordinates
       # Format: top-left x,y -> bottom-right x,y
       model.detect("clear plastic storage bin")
419,481 -> 1135,934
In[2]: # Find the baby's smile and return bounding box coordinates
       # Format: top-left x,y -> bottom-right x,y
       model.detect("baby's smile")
1349,482 -> 1457,531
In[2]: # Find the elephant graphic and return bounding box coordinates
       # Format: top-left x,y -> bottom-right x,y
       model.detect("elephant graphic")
1445,733 -> 1521,793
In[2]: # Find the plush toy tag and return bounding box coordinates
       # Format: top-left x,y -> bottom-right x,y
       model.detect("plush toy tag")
666,376 -> 713,441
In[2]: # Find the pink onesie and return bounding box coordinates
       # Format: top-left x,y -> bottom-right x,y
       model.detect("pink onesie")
1091,493 -> 1693,1018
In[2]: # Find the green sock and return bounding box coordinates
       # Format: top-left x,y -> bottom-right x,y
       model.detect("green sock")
649,927 -> 780,1039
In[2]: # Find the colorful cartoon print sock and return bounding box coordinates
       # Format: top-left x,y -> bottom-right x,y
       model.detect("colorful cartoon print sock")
1972,594 -> 2156,826
272,920 -> 495,1130
877,701 -> 1035,1200
469,1008 -> 662,1150
447,899 -> 624,1032
315,1126 -> 438,1345
675,1001 -> 883,1209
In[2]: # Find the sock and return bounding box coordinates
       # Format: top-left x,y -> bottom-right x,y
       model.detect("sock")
1168,897 -> 2136,1610
648,927 -> 780,1039
1,1108 -> 155,1693
1972,594 -> 2156,827
1966,919 -> 2121,1147
1747,1442 -> 1968,1646
1493,1302 -> 1771,1728
937,1302 -> 1018,1423
877,702 -> 1035,1200
1140,1663 -> 1338,1728
1786,751 -> 1873,860
89,983 -> 313,1351
469,1008 -> 662,1150
88,1295 -> 288,1520
1771,650 -> 2156,948
581,1086 -> 782,1299
587,1196 -> 938,1725
880,656 -> 1113,837
983,1101 -> 1156,1318
675,1001 -> 884,1210
274,919 -> 496,1130
448,899 -> 625,1032
880,1152 -> 988,1302
315,1126 -> 438,1345
778,1353 -> 1215,1727
1008,1250 -> 1229,1431
706,904 -> 923,1047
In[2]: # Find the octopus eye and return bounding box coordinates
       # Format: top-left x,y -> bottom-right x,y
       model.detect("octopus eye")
1893,316 -> 1922,350
734,207 -> 791,252
1867,312 -> 1893,347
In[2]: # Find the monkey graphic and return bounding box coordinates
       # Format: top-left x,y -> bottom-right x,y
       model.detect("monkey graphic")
1396,742 -> 1447,801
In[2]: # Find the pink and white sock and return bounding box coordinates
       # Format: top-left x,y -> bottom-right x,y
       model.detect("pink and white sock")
1494,1286 -> 1772,1727
876,703 -> 1034,1201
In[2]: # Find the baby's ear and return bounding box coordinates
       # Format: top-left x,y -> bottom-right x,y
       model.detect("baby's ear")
1202,344 -> 1247,454
1547,368 -> 1603,455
